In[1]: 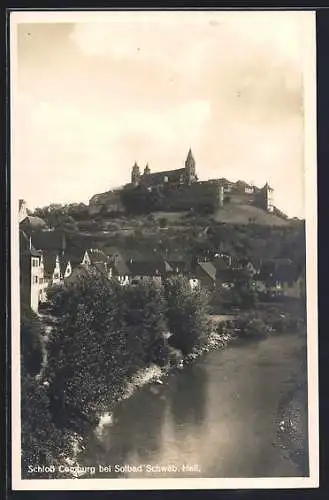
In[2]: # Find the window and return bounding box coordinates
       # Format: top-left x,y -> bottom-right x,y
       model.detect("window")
32,258 -> 39,267
33,276 -> 38,284
53,273 -> 59,280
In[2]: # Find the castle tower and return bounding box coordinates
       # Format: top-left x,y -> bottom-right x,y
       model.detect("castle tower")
218,185 -> 224,207
144,164 -> 151,175
184,148 -> 196,185
263,182 -> 274,212
131,162 -> 141,185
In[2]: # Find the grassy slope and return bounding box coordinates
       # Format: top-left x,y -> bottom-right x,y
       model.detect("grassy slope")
211,205 -> 289,226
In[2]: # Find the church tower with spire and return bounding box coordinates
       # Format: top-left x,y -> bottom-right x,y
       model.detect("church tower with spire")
131,162 -> 141,186
144,164 -> 151,176
184,149 -> 197,185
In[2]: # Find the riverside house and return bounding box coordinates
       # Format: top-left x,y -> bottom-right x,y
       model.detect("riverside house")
19,230 -> 44,313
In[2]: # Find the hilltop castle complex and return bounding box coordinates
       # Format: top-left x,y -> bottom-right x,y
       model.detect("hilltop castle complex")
89,149 -> 274,215
129,149 -> 274,213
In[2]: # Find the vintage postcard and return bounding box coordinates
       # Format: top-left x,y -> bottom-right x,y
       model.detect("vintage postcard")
10,9 -> 318,490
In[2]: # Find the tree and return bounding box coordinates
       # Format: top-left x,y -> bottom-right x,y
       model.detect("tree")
159,217 -> 168,228
21,366 -> 71,478
164,276 -> 211,355
231,270 -> 259,309
119,282 -> 169,370
46,271 -> 127,430
45,272 -> 169,433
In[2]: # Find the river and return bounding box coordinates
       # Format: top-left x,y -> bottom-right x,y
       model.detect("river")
78,330 -> 308,478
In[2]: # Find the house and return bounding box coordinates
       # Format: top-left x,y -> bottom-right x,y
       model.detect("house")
79,248 -> 110,274
20,215 -> 47,232
65,262 -> 110,285
19,199 -> 28,223
240,258 -> 260,278
166,259 -> 191,276
128,259 -> 173,285
108,250 -> 131,286
59,247 -> 112,282
41,251 -> 62,291
59,254 -> 73,280
194,261 -> 217,291
31,231 -> 66,301
258,259 -> 303,298
19,230 -> 44,312
211,257 -> 233,289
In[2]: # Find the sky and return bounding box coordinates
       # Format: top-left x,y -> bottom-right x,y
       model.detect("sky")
12,11 -> 315,217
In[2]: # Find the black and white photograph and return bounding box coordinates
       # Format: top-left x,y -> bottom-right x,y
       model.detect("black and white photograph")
10,9 -> 318,490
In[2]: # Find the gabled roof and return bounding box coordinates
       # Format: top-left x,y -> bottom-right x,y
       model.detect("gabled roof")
87,248 -> 108,264
42,251 -> 59,277
64,264 -> 89,284
19,230 -> 42,257
128,259 -> 173,277
93,262 -> 108,276
20,216 -> 47,229
272,263 -> 300,284
32,230 -> 66,252
167,260 -> 191,274
140,168 -> 186,186
63,251 -> 85,268
259,259 -> 299,284
106,246 -> 123,258
215,268 -> 236,282
58,254 -> 71,275
197,261 -> 217,281
112,256 -> 131,276
212,257 -> 229,271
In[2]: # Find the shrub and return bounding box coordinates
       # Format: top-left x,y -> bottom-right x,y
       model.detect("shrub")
235,314 -> 272,339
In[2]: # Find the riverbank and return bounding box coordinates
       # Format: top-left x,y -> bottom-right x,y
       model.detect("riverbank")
58,317 -> 236,478
34,302 -> 307,479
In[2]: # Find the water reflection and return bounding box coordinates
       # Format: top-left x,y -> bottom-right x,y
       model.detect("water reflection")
79,333 -> 308,478
169,363 -> 208,436
81,387 -> 167,477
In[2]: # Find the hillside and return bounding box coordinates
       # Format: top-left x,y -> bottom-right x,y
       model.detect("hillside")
211,204 -> 289,226
30,195 -> 304,270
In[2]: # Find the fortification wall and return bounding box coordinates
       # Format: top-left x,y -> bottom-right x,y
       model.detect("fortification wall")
89,190 -> 125,215
163,182 -> 220,211
224,192 -> 255,205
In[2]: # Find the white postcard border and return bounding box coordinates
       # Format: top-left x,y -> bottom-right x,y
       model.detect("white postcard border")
10,9 -> 319,490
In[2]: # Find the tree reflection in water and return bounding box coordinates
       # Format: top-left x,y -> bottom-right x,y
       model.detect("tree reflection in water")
80,387 -> 167,477
169,363 -> 208,437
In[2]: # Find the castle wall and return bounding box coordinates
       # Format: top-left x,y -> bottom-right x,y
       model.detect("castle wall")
162,182 -> 222,211
224,193 -> 255,205
89,191 -> 125,215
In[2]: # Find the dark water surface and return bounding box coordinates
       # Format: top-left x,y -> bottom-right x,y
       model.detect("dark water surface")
79,332 -> 308,478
